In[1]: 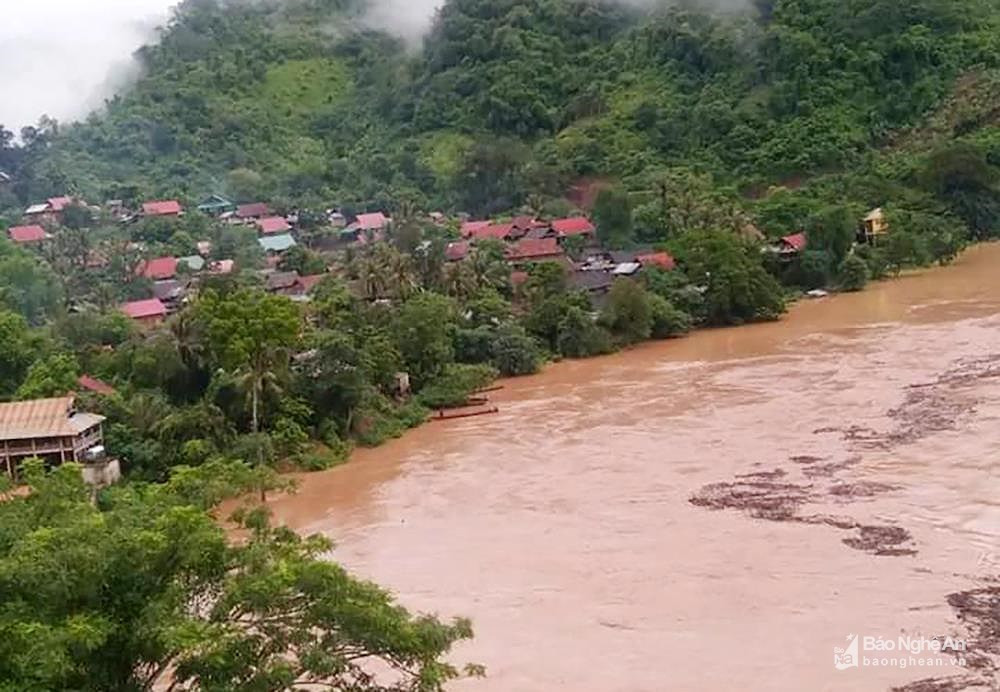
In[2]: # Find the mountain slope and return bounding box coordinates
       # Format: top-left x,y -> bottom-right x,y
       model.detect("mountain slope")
6,0 -> 1000,220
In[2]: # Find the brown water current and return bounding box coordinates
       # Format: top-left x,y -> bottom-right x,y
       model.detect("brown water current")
268,243 -> 1000,692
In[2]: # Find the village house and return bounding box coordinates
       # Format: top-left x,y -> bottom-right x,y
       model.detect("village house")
263,271 -> 326,298
77,375 -> 116,397
460,220 -> 491,238
551,217 -> 597,239
257,216 -> 292,234
7,224 -> 48,245
445,240 -> 470,261
23,196 -> 75,224
774,232 -> 807,260
505,237 -> 566,263
177,255 -> 205,273
612,262 -> 642,277
258,233 -> 297,255
236,202 -> 270,221
264,271 -> 300,294
861,207 -> 888,244
355,212 -> 390,232
570,269 -> 615,295
151,280 -> 187,311
0,395 -> 107,476
636,251 -> 676,271
208,259 -> 235,275
139,256 -> 179,281
197,194 -> 236,216
142,200 -> 183,217
121,298 -> 168,326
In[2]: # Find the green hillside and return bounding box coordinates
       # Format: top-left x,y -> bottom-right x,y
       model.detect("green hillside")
3,0 -> 1000,233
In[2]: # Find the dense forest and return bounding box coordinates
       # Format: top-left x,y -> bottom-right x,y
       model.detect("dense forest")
1,0 -> 1000,685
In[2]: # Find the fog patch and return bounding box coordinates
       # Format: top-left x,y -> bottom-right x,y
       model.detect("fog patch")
0,0 -> 173,131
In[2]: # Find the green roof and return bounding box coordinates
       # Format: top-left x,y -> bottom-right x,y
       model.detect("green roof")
258,234 -> 297,253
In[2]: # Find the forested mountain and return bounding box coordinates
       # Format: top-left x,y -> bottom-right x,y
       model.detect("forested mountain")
4,0 -> 1000,224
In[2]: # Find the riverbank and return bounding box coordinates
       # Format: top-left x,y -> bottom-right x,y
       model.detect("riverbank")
264,242 -> 1000,691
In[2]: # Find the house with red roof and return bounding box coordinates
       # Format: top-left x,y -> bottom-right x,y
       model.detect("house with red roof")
469,223 -> 515,242
636,252 -> 676,271
138,256 -> 178,281
7,225 -> 47,244
505,238 -> 565,263
142,200 -> 183,217
775,232 -> 807,259
296,274 -> 327,295
460,220 -> 491,238
236,202 -> 270,220
47,196 -> 73,212
445,240 -> 470,261
121,298 -> 168,326
551,217 -> 596,238
355,212 -> 390,231
257,216 -> 292,234
77,375 -> 116,397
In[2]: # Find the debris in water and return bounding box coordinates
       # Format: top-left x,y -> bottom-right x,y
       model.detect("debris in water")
841,525 -> 917,556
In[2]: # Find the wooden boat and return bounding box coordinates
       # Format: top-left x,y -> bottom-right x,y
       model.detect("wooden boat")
431,406 -> 499,421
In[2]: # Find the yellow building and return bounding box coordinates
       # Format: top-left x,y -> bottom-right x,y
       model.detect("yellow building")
862,208 -> 889,243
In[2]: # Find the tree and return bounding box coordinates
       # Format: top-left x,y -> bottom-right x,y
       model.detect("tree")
489,324 -> 542,376
838,253 -> 869,292
556,307 -> 612,358
391,292 -> 457,388
15,353 -> 79,399
593,186 -> 633,248
671,230 -> 785,325
0,460 -> 478,691
191,289 -> 301,435
648,295 -> 692,338
0,309 -> 34,395
600,278 -> 653,344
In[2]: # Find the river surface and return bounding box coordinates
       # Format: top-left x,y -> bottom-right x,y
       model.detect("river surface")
268,244 -> 1000,692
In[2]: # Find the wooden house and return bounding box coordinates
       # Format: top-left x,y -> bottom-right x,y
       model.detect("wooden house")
861,208 -> 888,244
0,396 -> 106,476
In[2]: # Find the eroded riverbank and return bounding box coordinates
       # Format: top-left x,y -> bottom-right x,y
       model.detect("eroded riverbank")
268,243 -> 1000,691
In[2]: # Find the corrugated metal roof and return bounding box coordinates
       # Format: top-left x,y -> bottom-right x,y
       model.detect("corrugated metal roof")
258,234 -> 296,253
0,396 -> 105,442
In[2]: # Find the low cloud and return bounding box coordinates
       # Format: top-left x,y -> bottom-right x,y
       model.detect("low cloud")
0,0 -> 174,131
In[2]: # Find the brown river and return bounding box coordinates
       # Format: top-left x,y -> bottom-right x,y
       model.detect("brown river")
269,243 -> 1000,692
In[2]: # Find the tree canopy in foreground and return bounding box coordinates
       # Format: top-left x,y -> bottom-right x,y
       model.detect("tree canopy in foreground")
0,461 -> 478,691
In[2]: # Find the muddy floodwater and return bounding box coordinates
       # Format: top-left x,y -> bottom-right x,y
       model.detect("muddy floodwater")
268,244 -> 1000,692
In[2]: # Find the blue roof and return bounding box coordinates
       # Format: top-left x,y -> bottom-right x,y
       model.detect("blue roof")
258,233 -> 296,253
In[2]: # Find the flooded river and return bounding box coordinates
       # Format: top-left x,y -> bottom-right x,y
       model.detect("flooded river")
269,243 -> 1000,692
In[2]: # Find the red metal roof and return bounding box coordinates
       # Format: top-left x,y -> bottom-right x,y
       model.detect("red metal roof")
636,252 -> 676,270
47,196 -> 73,212
139,256 -> 178,280
142,200 -> 182,216
781,232 -> 807,252
236,202 -> 270,219
506,238 -> 564,261
356,212 -> 389,230
257,216 -> 292,234
460,220 -> 491,238
296,274 -> 326,293
445,240 -> 470,261
121,298 -> 167,320
7,225 -> 47,243
551,217 -> 596,236
77,375 -> 116,396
